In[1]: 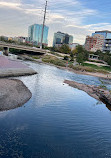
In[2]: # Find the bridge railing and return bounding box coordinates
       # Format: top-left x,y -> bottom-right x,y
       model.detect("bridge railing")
0,41 -> 47,53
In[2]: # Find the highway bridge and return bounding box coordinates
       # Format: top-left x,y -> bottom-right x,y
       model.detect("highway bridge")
0,42 -> 47,55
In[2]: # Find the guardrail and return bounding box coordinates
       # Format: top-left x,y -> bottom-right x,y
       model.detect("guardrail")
0,42 -> 46,53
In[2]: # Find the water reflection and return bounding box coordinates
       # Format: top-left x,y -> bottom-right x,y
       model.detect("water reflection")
94,100 -> 111,112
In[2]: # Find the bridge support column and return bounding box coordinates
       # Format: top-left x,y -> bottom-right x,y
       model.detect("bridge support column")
3,47 -> 9,56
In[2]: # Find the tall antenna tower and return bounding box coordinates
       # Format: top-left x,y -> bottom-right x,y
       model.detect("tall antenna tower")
40,0 -> 47,49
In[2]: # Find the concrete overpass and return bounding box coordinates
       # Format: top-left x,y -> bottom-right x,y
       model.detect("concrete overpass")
0,42 -> 47,55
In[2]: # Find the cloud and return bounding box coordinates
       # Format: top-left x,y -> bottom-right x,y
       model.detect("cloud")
0,0 -> 110,46
0,1 -> 21,9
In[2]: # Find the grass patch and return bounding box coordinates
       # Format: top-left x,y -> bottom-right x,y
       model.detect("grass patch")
82,63 -> 111,73
88,60 -> 104,64
49,51 -> 63,57
69,64 -> 109,74
42,55 -> 110,74
69,64 -> 96,72
42,55 -> 66,67
32,56 -> 41,60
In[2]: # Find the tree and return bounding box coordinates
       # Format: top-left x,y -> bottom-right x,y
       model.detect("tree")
95,50 -> 102,55
76,45 -> 84,54
75,45 -> 89,64
107,57 -> 111,66
76,53 -> 84,64
103,54 -> 109,62
59,44 -> 71,54
70,52 -> 74,61
71,49 -> 77,56
83,49 -> 89,61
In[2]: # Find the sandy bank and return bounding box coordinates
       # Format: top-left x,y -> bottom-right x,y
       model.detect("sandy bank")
0,79 -> 32,111
64,80 -> 111,105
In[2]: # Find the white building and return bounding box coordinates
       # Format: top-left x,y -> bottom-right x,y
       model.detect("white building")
13,37 -> 27,43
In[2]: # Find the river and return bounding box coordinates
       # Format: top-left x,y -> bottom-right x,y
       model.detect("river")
0,61 -> 111,158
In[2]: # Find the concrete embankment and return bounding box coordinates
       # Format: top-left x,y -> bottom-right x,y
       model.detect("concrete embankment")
0,79 -> 32,111
0,68 -> 37,77
64,80 -> 111,105
0,56 -> 37,77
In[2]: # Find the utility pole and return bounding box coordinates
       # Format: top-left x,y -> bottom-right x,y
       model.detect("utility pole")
40,0 -> 47,49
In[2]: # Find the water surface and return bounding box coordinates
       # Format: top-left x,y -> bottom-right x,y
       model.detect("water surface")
0,62 -> 111,158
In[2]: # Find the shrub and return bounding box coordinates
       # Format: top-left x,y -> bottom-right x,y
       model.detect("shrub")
64,56 -> 69,60
42,55 -> 66,67
32,56 -> 40,59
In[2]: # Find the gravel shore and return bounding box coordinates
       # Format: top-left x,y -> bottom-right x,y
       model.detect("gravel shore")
0,79 -> 32,111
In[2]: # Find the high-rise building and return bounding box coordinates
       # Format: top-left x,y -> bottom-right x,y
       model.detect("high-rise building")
92,30 -> 111,52
28,24 -> 49,46
85,34 -> 104,52
53,32 -> 73,47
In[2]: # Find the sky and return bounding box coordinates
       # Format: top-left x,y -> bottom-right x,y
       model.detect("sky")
0,0 -> 111,46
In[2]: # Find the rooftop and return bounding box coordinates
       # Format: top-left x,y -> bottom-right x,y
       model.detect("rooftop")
56,31 -> 72,37
95,30 -> 111,33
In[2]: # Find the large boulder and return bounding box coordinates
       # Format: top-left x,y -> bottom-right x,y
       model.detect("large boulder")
0,79 -> 32,111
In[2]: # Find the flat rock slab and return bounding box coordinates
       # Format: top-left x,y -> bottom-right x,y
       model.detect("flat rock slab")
0,56 -> 37,77
0,79 -> 32,111
0,68 -> 37,77
0,56 -> 28,69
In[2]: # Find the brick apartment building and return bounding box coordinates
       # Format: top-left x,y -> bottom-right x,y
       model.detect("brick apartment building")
85,34 -> 104,52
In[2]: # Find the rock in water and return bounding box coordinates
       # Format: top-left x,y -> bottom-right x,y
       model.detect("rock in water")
0,79 -> 32,111
64,80 -> 111,106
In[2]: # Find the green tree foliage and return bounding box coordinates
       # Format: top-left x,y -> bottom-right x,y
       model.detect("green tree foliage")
94,50 -> 111,66
76,53 -> 84,64
59,44 -> 71,54
0,36 -> 5,41
75,45 -> 89,64
70,52 -> 74,61
71,49 -> 77,55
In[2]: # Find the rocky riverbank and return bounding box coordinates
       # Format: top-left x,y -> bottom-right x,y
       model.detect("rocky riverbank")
64,80 -> 111,105
0,79 -> 32,111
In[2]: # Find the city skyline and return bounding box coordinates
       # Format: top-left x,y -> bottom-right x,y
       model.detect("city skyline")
0,0 -> 111,46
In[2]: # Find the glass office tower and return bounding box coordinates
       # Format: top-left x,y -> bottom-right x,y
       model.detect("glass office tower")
53,32 -> 73,47
28,24 -> 49,46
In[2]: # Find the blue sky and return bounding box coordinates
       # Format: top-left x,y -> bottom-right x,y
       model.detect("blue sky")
0,0 -> 111,46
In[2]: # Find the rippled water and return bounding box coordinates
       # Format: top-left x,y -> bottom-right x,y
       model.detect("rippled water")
0,62 -> 111,158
